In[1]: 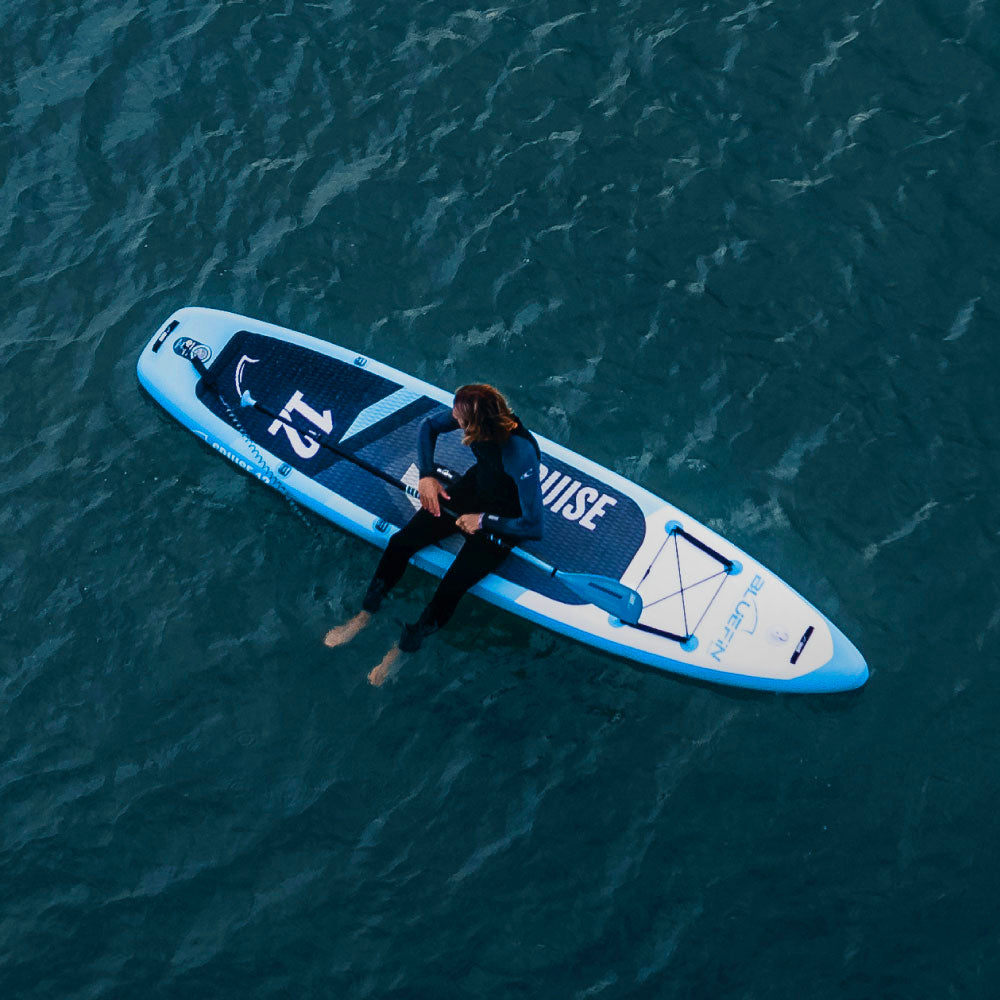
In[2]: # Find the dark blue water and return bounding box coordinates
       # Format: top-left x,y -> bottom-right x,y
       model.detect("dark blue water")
3,1 -> 999,996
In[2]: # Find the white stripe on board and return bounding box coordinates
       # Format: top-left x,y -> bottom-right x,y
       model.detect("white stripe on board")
338,388 -> 423,443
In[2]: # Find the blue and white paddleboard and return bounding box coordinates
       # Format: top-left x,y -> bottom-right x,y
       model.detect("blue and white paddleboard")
137,307 -> 867,693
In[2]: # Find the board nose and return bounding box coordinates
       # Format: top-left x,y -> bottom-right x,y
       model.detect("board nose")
807,619 -> 869,692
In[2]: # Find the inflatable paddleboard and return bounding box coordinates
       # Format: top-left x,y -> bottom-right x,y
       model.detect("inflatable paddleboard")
137,307 -> 867,693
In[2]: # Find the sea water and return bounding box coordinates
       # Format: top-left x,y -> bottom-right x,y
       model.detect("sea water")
3,1 -> 999,996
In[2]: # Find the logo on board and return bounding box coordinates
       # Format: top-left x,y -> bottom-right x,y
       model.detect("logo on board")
537,463 -> 618,531
210,440 -> 270,483
709,575 -> 766,662
173,337 -> 211,364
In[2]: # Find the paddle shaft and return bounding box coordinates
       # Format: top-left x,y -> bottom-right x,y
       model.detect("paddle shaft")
230,388 -> 642,616
245,392 -> 601,566
240,395 -> 559,555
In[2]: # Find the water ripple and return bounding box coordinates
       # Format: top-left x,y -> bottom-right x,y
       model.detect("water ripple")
3,0 -> 1000,995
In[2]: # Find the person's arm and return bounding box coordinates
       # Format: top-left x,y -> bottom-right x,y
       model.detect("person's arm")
417,409 -> 460,517
481,438 -> 544,541
417,409 -> 460,477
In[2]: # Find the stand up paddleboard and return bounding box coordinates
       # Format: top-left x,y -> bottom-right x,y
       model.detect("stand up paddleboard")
137,307 -> 868,693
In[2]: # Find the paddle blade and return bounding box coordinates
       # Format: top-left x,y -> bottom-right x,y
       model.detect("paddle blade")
555,571 -> 643,625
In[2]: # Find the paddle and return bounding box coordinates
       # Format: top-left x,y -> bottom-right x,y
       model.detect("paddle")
237,389 -> 644,625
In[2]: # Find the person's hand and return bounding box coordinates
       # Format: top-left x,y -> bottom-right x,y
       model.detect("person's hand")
456,513 -> 482,535
418,476 -> 450,517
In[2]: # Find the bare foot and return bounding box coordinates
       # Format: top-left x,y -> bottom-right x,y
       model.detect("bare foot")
368,646 -> 401,687
323,610 -> 371,648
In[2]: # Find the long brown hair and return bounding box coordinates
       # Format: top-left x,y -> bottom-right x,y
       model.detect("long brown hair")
453,384 -> 518,445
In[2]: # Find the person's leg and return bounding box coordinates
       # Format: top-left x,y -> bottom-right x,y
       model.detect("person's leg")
399,533 -> 510,651
325,509 -> 458,649
364,509 -> 459,606
363,474 -> 481,610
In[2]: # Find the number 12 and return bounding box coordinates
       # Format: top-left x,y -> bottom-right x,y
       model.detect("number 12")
268,390 -> 333,459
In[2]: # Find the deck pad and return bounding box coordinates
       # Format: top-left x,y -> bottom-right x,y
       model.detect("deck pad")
199,328 -> 647,606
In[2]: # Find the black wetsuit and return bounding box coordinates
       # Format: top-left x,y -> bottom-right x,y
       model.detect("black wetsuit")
365,411 -> 543,633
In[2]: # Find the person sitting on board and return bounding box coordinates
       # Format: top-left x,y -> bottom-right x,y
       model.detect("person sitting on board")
325,383 -> 544,685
